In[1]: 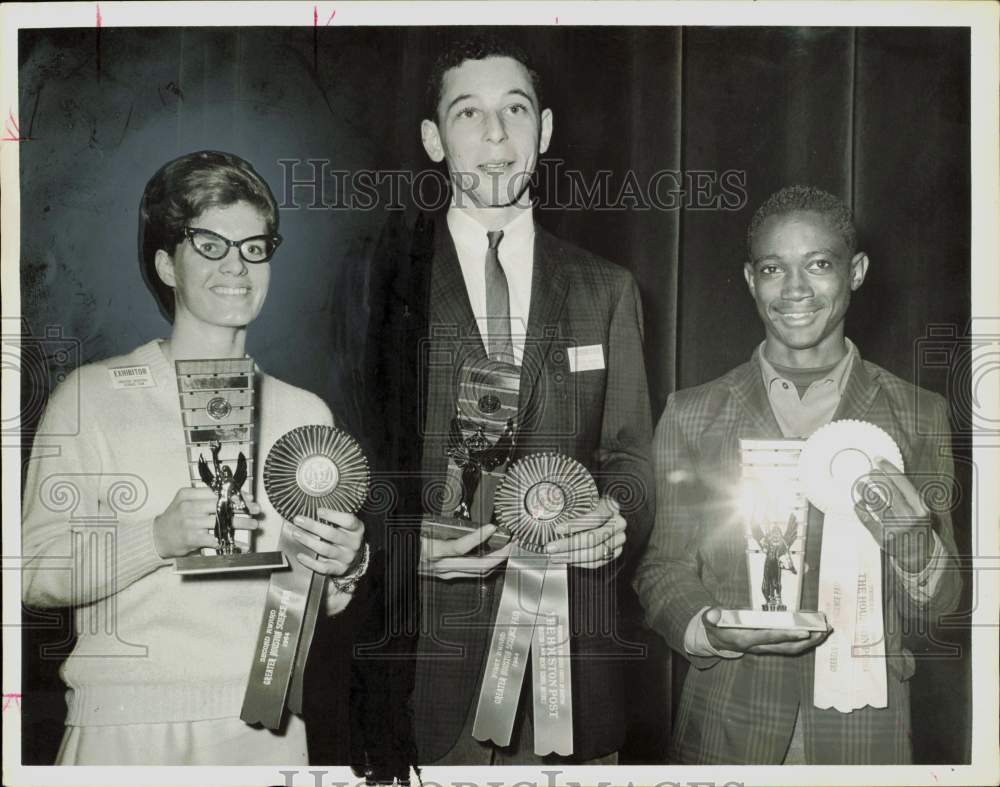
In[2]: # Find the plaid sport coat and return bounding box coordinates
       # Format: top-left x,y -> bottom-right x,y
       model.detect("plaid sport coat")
634,350 -> 961,764
369,211 -> 655,763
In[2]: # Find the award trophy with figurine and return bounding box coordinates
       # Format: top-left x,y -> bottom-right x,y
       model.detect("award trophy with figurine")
173,357 -> 285,575
420,357 -> 520,550
713,437 -> 826,631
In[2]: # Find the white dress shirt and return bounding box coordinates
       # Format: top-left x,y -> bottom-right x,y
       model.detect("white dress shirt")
447,205 -> 535,366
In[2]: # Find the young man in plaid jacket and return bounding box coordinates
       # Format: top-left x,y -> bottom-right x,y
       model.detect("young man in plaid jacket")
635,186 -> 961,764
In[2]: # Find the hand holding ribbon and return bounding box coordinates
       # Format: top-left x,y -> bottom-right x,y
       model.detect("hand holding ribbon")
291,508 -> 366,615
543,496 -> 625,568
853,457 -> 933,573
291,508 -> 365,575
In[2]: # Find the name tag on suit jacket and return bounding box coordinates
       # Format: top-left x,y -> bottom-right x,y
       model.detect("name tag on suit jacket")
567,344 -> 605,373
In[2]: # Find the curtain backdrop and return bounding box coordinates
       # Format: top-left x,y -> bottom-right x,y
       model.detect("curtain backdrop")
18,26 -> 971,764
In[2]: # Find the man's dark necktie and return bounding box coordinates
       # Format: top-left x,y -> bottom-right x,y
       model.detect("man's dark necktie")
484,229 -> 514,364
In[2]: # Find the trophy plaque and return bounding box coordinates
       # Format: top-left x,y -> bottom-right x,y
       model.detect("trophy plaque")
174,357 -> 286,575
473,453 -> 599,756
242,424 -> 370,729
421,357 -> 520,550
716,438 -> 826,631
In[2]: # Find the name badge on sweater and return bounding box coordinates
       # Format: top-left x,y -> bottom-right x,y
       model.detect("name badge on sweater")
108,365 -> 154,389
567,344 -> 604,373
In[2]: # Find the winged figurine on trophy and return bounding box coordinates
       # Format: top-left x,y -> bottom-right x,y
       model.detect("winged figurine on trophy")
173,356 -> 286,575
448,416 -> 516,520
752,513 -> 799,612
197,440 -> 249,555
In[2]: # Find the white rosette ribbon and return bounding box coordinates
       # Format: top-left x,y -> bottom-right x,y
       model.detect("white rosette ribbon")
799,419 -> 902,713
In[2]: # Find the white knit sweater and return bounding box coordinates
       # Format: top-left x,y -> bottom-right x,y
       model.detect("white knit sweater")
21,340 -> 333,726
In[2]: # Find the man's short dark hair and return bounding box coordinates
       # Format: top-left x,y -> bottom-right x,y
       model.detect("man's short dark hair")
139,150 -> 279,321
746,185 -> 857,260
425,33 -> 544,122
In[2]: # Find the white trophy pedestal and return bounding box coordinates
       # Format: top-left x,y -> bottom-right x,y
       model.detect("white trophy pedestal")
714,608 -> 829,632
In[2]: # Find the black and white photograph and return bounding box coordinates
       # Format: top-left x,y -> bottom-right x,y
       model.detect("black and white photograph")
2,2 -> 998,786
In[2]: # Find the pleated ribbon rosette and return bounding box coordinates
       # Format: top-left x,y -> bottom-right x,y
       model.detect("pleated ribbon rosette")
242,425 -> 369,728
799,419 -> 902,712
472,453 -> 598,756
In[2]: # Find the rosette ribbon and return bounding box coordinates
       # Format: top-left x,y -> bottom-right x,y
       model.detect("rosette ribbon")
799,419 -> 902,713
241,425 -> 369,728
472,453 -> 598,756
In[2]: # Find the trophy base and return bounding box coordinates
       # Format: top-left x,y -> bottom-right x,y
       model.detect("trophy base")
174,551 -> 288,575
421,515 -> 512,552
715,609 -> 828,632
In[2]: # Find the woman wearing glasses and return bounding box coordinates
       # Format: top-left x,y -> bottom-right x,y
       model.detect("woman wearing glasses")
21,151 -> 365,765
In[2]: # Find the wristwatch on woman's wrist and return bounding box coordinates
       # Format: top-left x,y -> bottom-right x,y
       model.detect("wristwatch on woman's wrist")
330,542 -> 371,594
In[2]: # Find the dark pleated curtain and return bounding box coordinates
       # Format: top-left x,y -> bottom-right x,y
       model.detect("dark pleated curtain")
19,25 -> 970,765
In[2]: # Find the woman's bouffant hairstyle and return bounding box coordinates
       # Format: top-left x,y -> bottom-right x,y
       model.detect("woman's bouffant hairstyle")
139,150 -> 279,321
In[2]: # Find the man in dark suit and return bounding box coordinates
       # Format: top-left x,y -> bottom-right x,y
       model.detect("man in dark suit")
635,186 -> 961,764
362,35 -> 653,768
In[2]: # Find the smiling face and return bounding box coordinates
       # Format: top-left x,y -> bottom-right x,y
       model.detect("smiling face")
421,55 -> 553,211
154,201 -> 271,335
744,209 -> 869,367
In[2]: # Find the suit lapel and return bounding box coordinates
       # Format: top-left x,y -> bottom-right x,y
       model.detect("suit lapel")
518,228 -> 570,414
831,352 -> 881,422
428,217 -> 487,359
729,352 -> 783,438
417,214 -> 489,480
